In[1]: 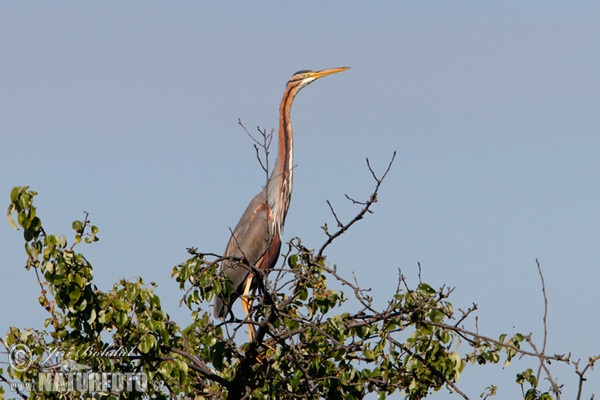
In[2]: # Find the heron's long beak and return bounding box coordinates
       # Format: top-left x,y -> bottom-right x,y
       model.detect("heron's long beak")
311,67 -> 350,79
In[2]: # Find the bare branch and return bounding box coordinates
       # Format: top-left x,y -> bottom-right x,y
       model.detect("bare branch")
238,119 -> 274,175
318,151 -> 396,259
455,303 -> 478,327
325,200 -> 344,228
431,321 -> 568,363
238,119 -> 264,147
0,373 -> 27,399
343,193 -> 369,208
575,355 -> 600,400
533,258 -> 556,391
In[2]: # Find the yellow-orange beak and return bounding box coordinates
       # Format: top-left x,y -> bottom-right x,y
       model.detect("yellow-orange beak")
310,66 -> 350,79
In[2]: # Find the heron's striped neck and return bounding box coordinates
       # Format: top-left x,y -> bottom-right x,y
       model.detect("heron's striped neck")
268,80 -> 302,230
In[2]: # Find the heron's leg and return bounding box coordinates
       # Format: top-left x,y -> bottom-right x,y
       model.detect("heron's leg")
241,275 -> 255,342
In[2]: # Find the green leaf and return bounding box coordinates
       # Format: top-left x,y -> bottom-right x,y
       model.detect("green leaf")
69,286 -> 82,302
7,204 -> 19,230
23,228 -> 34,241
30,216 -> 42,231
418,283 -> 436,295
72,220 -> 83,231
139,334 -> 157,354
10,186 -> 20,203
213,278 -> 222,295
212,341 -> 226,371
288,253 -> 299,268
429,309 -> 445,323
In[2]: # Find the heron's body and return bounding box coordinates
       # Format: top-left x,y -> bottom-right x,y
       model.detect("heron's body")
214,67 -> 349,324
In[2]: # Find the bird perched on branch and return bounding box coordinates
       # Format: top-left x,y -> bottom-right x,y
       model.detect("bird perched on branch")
214,67 -> 350,337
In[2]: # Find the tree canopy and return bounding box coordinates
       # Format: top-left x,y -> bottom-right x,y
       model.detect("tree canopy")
1,155 -> 598,399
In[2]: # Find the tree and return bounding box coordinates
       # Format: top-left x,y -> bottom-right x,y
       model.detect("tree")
1,151 -> 598,399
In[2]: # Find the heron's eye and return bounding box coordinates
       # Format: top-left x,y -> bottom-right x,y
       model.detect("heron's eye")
301,73 -> 308,79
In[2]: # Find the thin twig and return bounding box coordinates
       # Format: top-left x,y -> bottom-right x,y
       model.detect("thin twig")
455,304 -> 478,327
238,119 -> 264,147
325,200 -> 344,228
238,119 -> 273,174
318,151 -> 396,259
574,356 -> 600,400
429,321 -> 568,363
535,258 -> 549,383
0,373 -> 28,399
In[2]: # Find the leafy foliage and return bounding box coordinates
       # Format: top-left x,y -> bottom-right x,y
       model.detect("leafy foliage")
1,185 -> 596,399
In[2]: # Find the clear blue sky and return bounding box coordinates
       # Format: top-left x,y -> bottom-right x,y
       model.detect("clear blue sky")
2,3 -> 599,398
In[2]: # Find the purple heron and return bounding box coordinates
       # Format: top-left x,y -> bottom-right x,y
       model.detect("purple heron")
213,67 -> 350,334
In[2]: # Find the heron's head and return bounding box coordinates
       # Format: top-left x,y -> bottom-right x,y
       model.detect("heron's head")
289,67 -> 350,89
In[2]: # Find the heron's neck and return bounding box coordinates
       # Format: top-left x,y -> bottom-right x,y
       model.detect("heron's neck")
268,83 -> 298,227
